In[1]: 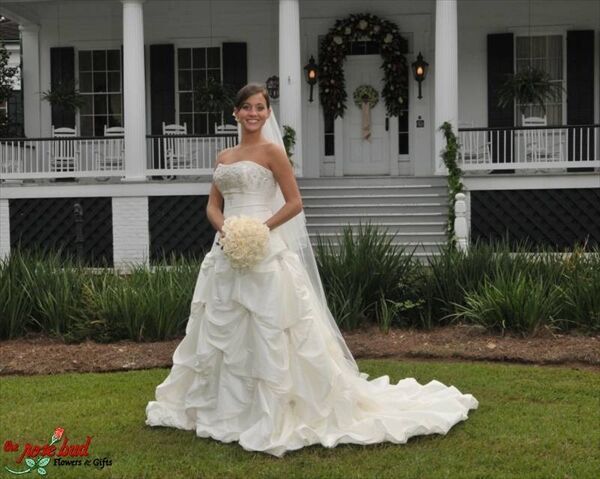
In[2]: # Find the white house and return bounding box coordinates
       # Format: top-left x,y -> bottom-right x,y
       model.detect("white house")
0,0 -> 598,268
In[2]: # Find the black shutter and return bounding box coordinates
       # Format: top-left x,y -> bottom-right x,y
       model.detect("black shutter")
222,42 -> 247,125
567,30 -> 595,167
487,33 -> 514,166
149,44 -> 175,135
50,47 -> 75,129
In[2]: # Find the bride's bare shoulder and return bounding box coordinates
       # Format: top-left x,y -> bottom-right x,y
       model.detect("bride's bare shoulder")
261,142 -> 286,160
215,147 -> 238,166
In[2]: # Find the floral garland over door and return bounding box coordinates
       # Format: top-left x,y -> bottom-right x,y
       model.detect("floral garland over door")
318,13 -> 409,120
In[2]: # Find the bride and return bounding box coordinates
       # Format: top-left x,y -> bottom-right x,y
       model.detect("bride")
145,83 -> 478,457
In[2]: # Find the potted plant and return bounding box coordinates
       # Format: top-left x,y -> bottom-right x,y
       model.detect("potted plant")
41,81 -> 86,112
497,67 -> 562,115
194,77 -> 235,119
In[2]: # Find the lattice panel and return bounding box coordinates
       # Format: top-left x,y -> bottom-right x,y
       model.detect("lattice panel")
9,197 -> 113,266
471,188 -> 600,249
149,195 -> 215,262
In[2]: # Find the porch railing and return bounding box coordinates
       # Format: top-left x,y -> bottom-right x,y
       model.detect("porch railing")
0,136 -> 127,180
0,133 -> 238,181
457,124 -> 600,171
146,134 -> 238,176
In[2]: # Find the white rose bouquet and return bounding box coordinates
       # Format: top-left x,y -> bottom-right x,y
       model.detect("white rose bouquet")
217,215 -> 270,270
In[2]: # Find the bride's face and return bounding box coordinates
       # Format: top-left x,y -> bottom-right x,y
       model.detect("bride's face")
235,93 -> 270,134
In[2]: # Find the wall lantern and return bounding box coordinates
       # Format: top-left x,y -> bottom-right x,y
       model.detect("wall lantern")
303,55 -> 319,102
266,75 -> 279,100
411,52 -> 429,99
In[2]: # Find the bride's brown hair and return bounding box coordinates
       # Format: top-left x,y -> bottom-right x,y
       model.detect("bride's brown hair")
234,83 -> 271,109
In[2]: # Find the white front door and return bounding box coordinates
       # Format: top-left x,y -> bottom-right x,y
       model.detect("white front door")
343,55 -> 391,176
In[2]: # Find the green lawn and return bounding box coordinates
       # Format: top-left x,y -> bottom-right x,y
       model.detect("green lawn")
1,360 -> 598,479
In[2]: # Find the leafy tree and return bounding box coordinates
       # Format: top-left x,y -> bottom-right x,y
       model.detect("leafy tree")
0,43 -> 19,137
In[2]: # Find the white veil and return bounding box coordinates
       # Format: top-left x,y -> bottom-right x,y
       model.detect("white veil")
238,109 -> 361,377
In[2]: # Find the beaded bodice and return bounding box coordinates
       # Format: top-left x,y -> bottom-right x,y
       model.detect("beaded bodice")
213,161 -> 277,219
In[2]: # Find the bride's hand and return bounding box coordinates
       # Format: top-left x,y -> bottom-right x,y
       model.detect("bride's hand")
216,230 -> 226,248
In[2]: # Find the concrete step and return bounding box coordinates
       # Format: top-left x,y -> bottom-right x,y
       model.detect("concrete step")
303,203 -> 448,215
305,212 -> 447,221
309,230 -> 446,243
297,176 -> 448,188
300,185 -> 448,198
311,238 -> 447,255
301,193 -> 447,205
306,222 -> 446,234
297,176 -> 449,259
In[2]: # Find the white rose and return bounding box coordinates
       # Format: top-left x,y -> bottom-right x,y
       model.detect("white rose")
219,216 -> 270,270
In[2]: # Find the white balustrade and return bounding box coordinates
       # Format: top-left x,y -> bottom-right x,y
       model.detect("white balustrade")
457,125 -> 599,171
146,134 -> 238,176
0,134 -> 239,181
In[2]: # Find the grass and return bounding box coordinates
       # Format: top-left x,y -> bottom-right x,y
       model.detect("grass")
1,360 -> 598,479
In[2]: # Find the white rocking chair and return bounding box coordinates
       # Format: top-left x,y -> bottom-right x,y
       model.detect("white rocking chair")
50,126 -> 79,174
162,122 -> 191,170
522,115 -> 549,162
95,125 -> 125,181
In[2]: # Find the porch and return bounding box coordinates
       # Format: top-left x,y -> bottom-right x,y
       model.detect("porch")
3,125 -> 599,181
0,133 -> 238,180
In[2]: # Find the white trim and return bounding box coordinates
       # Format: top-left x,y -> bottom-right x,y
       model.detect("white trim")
463,173 -> 600,191
0,180 -> 213,199
507,24 -> 573,36
0,199 -> 10,260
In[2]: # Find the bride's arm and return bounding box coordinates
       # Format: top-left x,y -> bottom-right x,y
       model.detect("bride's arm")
264,144 -> 303,231
206,154 -> 226,235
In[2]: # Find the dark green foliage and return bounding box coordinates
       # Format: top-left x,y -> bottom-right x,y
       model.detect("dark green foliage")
0,43 -> 18,137
315,222 -> 424,332
498,67 -> 563,114
439,121 -> 464,248
1,233 -> 598,341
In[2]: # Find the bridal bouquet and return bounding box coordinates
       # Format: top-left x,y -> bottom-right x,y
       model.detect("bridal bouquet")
218,216 -> 270,270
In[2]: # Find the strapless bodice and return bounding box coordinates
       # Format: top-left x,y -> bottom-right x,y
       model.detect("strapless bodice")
213,161 -> 277,221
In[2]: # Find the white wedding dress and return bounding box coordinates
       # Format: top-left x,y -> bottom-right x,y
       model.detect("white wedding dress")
145,160 -> 478,457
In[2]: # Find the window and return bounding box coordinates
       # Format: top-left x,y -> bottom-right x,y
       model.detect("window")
398,98 -> 409,155
515,35 -> 563,125
324,112 -> 334,156
349,40 -> 380,55
176,47 -> 222,134
78,49 -> 122,136
0,100 -> 6,118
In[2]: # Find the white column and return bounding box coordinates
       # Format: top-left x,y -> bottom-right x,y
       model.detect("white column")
121,0 -> 147,181
0,199 -> 10,260
434,0 -> 458,174
278,0 -> 303,176
112,197 -> 149,270
19,24 -> 41,138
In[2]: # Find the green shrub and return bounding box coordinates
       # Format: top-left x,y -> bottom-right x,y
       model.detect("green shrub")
315,222 -> 422,331
0,250 -> 34,339
79,255 -> 200,342
555,245 -> 600,333
452,270 -> 563,336
0,248 -> 88,339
